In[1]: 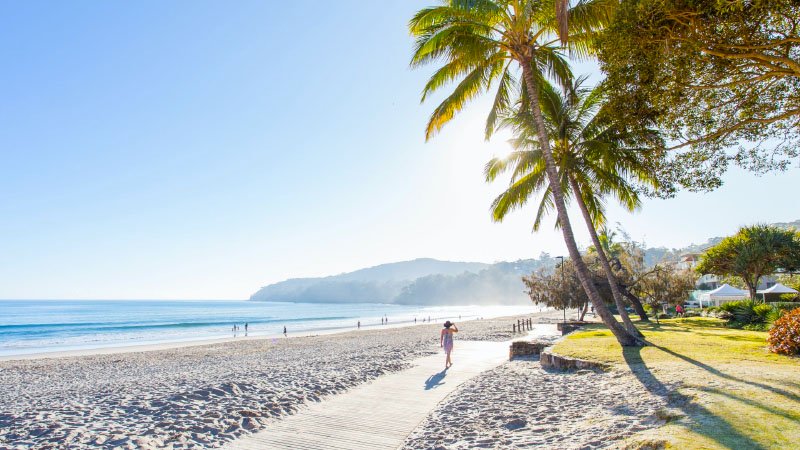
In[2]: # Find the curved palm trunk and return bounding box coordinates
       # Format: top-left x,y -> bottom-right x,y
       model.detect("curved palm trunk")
568,175 -> 644,338
623,288 -> 650,322
519,61 -> 638,347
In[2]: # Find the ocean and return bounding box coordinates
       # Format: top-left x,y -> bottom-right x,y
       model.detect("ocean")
0,300 -> 535,357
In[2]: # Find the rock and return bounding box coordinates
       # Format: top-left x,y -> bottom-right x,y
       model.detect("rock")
241,417 -> 259,430
504,418 -> 527,430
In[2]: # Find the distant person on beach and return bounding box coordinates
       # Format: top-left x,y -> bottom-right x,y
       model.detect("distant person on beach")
357,320 -> 360,329
440,321 -> 458,369
244,323 -> 248,336
283,326 -> 287,337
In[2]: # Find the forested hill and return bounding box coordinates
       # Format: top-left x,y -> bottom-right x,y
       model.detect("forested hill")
250,220 -> 799,305
249,257 -> 551,305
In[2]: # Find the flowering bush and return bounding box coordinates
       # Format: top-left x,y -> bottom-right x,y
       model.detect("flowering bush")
767,308 -> 800,355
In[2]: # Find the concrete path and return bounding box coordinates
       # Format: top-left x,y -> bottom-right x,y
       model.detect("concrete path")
224,339 -> 517,450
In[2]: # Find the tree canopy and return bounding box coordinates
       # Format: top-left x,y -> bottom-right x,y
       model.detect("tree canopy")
597,0 -> 800,190
637,263 -> 696,323
523,259 -> 591,315
696,225 -> 800,300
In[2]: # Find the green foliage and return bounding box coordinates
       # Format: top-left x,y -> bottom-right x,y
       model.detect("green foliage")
753,304 -> 773,321
768,302 -> 800,313
719,300 -> 760,326
775,274 -> 800,292
409,0 -> 613,141
768,308 -> 800,355
696,225 -> 800,299
485,76 -> 666,231
718,300 -> 795,330
523,259 -> 590,312
597,0 -> 800,188
637,263 -> 695,322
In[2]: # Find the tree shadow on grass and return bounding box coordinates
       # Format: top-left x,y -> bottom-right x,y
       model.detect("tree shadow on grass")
650,344 -> 800,403
623,346 -> 766,450
698,386 -> 800,422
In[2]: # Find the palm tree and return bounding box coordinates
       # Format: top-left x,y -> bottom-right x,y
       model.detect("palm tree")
485,77 -> 663,336
409,0 -> 640,345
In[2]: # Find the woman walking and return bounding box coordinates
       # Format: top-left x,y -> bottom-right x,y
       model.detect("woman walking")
440,321 -> 458,369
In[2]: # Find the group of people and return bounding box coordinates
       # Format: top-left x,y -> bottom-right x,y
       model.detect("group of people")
231,323 -> 288,337
231,323 -> 249,337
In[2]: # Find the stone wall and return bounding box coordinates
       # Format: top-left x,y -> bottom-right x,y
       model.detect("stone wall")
539,351 -> 608,372
508,341 -> 550,360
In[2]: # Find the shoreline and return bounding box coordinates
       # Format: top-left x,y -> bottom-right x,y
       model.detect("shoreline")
0,311 -> 565,449
0,308 -> 554,362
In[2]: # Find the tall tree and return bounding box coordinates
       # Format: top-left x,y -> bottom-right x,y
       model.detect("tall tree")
594,229 -> 650,321
524,259 -> 591,320
638,263 -> 696,324
485,77 -> 661,336
598,0 -> 800,188
696,225 -> 800,301
409,0 -> 641,345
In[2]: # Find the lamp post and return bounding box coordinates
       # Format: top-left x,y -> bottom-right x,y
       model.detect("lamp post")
556,256 -> 565,323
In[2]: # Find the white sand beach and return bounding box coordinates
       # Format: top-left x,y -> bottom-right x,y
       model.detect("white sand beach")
0,313 -> 557,449
1,310 -> 673,449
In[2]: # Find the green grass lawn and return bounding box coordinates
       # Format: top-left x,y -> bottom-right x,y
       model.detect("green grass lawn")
551,318 -> 800,449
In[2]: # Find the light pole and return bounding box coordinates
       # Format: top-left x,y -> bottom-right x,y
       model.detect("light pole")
556,256 -> 565,323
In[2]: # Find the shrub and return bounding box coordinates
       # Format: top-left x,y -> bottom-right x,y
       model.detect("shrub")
768,308 -> 800,355
769,302 -> 800,313
766,308 -> 783,324
716,301 -> 788,328
720,300 -> 760,324
753,304 -> 773,321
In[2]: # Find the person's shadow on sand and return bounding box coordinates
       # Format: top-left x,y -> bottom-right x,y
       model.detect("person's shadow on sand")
424,368 -> 448,390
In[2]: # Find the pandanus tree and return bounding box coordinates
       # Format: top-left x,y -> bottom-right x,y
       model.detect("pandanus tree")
409,0 -> 641,345
485,77 -> 663,335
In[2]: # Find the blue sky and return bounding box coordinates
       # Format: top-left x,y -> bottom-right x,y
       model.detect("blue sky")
1,1 -> 797,299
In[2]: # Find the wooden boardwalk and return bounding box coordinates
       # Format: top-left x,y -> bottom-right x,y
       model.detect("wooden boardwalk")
225,339 -> 520,450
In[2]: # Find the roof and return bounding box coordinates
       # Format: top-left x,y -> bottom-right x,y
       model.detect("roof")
757,283 -> 799,294
707,284 -> 749,297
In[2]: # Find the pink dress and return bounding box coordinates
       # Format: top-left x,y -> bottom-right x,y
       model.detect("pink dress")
443,330 -> 454,353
